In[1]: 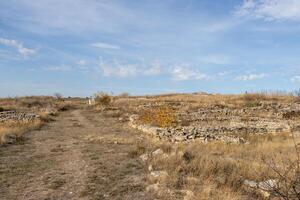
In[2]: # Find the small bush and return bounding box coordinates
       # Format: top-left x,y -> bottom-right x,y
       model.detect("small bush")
139,105 -> 176,128
0,107 -> 4,112
20,99 -> 44,108
243,93 -> 265,107
94,92 -> 112,106
261,128 -> 300,199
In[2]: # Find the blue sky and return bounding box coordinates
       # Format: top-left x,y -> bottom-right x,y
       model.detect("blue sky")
1,0 -> 300,97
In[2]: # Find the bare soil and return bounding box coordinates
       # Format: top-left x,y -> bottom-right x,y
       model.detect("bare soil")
0,109 -> 152,200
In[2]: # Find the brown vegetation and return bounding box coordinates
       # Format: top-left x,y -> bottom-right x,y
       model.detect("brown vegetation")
0,120 -> 43,145
138,105 -> 177,128
0,96 -> 82,145
130,133 -> 299,199
2,92 -> 300,199
94,92 -> 112,107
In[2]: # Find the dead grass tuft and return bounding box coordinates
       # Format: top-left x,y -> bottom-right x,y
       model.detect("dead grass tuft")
144,133 -> 299,199
0,120 -> 43,145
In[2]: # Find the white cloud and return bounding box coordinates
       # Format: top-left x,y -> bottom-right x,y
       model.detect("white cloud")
0,38 -> 36,56
90,42 -> 120,50
235,0 -> 300,21
98,60 -> 163,78
291,75 -> 300,82
235,73 -> 267,81
44,65 -> 72,71
99,61 -> 137,77
171,65 -> 210,81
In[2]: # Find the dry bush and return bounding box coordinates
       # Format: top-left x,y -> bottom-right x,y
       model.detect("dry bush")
138,105 -> 177,128
128,139 -> 153,158
259,128 -> 300,199
94,92 -> 112,107
261,155 -> 300,199
146,133 -> 300,199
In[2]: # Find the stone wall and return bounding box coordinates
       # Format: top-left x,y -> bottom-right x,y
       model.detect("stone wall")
129,102 -> 300,143
0,111 -> 39,123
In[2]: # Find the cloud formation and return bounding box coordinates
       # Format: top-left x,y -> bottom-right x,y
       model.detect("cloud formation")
171,66 -> 210,81
235,0 -> 300,21
235,73 -> 266,81
0,38 -> 36,56
98,60 -> 161,78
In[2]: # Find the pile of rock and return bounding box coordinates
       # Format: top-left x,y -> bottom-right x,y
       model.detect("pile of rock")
129,102 -> 300,143
0,111 -> 39,123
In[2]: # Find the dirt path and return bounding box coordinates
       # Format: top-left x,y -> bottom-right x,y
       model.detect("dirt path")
0,109 -> 152,200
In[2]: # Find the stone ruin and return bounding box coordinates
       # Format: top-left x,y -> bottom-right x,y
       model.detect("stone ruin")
129,102 -> 300,143
0,111 -> 39,123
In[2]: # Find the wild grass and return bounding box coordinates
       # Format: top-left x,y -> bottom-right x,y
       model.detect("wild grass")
0,120 -> 43,145
0,95 -> 82,146
0,96 -> 82,112
130,133 -> 299,199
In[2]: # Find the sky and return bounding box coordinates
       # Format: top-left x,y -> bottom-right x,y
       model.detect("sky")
1,0 -> 300,97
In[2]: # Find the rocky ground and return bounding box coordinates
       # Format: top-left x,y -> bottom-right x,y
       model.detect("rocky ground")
130,101 -> 300,143
0,111 -> 39,123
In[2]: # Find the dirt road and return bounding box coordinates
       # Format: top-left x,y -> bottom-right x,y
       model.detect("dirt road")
0,109 -> 152,200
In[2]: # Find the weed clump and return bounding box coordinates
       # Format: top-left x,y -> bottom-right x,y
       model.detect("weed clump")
94,92 -> 112,107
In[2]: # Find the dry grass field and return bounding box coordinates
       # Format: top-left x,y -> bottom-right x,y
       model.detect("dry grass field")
0,96 -> 82,145
1,92 -> 300,199
114,92 -> 300,199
